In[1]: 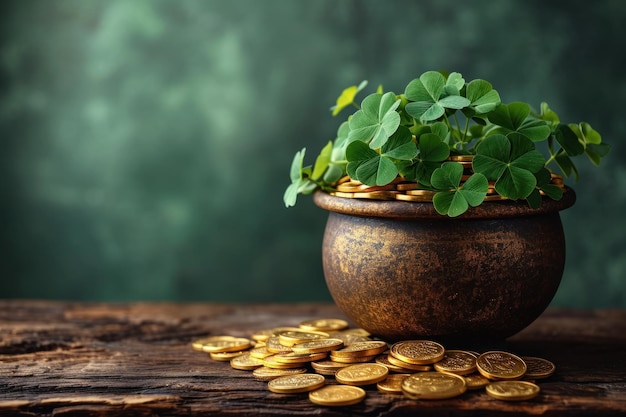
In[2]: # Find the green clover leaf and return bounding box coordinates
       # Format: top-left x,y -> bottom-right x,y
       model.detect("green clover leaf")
473,133 -> 545,200
401,126 -> 450,185
348,92 -> 401,149
464,79 -> 501,114
488,102 -> 551,142
404,71 -> 470,122
431,162 -> 488,217
346,126 -> 417,186
283,148 -> 318,207
330,80 -> 368,116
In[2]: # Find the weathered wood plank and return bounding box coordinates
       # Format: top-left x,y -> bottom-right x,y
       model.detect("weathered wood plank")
0,301 -> 625,416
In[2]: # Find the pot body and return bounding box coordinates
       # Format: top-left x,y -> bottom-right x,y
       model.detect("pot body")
313,190 -> 576,342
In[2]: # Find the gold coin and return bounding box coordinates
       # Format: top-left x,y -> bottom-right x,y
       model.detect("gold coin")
401,372 -> 467,400
252,366 -> 307,381
433,350 -> 477,375
335,363 -> 389,386
336,183 -> 396,193
229,352 -> 264,370
209,350 -> 246,361
485,380 -> 540,401
194,336 -> 252,353
330,191 -> 355,198
278,330 -> 330,346
250,326 -> 300,342
386,354 -> 432,371
311,360 -> 351,375
395,193 -> 434,202
272,351 -> 328,364
476,351 -> 527,380
405,189 -> 437,197
330,340 -> 387,358
375,354 -> 415,372
396,182 -> 420,191
449,155 -> 474,162
521,356 -> 556,379
329,354 -> 378,364
351,191 -> 399,200
261,355 -> 308,369
299,318 -> 349,332
291,338 -> 344,354
265,336 -> 292,353
308,385 -> 366,406
464,373 -> 490,390
267,373 -> 326,394
376,374 -> 411,394
390,340 -> 445,365
249,346 -> 274,359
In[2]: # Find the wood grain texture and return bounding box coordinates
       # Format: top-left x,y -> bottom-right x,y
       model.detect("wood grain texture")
0,301 -> 625,416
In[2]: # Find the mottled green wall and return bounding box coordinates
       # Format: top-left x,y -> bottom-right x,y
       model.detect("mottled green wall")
1,0 -> 625,306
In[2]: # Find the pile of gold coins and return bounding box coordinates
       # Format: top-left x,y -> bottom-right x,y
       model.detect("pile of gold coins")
192,318 -> 555,407
327,156 -> 565,202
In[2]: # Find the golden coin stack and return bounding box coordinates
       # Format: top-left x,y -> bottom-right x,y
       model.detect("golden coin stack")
192,318 -> 555,406
328,158 -> 567,203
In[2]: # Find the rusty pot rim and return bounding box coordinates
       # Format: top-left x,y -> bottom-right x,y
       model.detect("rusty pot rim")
313,187 -> 576,220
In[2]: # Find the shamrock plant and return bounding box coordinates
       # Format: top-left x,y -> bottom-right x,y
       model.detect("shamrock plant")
284,70 -> 610,216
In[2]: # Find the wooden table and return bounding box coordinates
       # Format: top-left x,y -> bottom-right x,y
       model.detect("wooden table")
0,301 -> 624,416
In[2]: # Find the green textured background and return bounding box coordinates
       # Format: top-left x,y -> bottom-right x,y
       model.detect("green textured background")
1,0 -> 625,306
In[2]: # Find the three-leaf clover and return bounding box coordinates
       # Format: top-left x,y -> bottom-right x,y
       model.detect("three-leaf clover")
346,126 -> 417,186
487,102 -> 551,142
401,123 -> 450,185
431,162 -> 488,217
283,148 -> 317,207
348,92 -> 401,149
404,71 -> 471,122
473,133 -> 545,200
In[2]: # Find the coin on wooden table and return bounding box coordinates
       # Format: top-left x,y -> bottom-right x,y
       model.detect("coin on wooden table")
272,351 -> 328,364
330,340 -> 387,358
485,380 -> 540,401
433,350 -> 477,375
521,357 -> 556,379
299,318 -> 349,332
377,374 -> 411,394
278,330 -> 330,346
249,346 -> 274,359
464,373 -> 490,390
265,336 -> 293,354
229,352 -> 264,370
309,385 -> 366,406
375,354 -> 415,372
329,354 -> 378,364
311,360 -> 351,375
390,340 -> 445,365
252,366 -> 308,381
251,327 -> 300,343
267,373 -> 326,394
261,355 -> 309,369
291,338 -> 344,354
385,354 -> 432,371
401,372 -> 467,400
209,350 -> 246,362
193,336 -> 253,353
476,351 -> 527,380
335,363 -> 389,386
